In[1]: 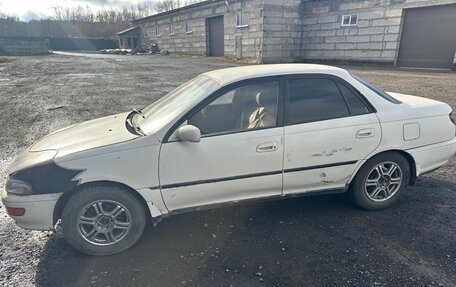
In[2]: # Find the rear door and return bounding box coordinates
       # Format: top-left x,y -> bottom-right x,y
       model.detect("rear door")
283,75 -> 381,195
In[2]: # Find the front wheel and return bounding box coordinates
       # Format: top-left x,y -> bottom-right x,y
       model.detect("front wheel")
61,184 -> 146,256
351,152 -> 410,210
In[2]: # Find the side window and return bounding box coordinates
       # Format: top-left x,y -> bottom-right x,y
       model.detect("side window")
336,82 -> 370,115
286,78 -> 350,125
211,90 -> 235,105
188,81 -> 279,136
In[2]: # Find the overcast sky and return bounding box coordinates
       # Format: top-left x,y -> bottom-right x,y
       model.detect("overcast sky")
0,0 -> 154,20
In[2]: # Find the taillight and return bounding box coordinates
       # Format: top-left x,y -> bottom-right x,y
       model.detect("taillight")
5,207 -> 26,216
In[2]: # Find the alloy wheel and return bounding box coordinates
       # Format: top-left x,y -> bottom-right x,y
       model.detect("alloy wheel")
364,161 -> 403,202
77,200 -> 132,246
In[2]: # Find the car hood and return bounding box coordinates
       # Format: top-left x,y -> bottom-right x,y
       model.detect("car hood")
30,112 -> 139,155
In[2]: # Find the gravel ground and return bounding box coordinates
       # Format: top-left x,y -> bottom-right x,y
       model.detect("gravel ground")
0,52 -> 455,287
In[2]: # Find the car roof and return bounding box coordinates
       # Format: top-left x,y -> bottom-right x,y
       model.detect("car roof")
203,64 -> 350,85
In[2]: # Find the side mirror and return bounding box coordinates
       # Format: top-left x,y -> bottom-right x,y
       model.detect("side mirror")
177,125 -> 201,143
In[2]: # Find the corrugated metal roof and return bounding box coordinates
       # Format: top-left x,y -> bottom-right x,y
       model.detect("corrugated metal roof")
116,26 -> 140,35
132,0 -> 224,24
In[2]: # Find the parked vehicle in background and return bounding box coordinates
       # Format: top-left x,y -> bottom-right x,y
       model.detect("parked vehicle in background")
3,64 -> 456,255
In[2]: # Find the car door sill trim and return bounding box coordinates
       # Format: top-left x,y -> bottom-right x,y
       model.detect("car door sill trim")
283,160 -> 358,174
159,161 -> 358,190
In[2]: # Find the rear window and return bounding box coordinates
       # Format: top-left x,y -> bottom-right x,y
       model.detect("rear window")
351,74 -> 402,104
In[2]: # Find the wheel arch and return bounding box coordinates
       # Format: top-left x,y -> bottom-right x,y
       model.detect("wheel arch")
53,180 -> 152,225
349,149 -> 417,187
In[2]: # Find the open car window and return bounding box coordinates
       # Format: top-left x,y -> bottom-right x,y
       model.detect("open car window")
188,81 -> 280,136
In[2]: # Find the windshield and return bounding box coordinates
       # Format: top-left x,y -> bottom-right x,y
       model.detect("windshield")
351,73 -> 402,104
135,75 -> 220,134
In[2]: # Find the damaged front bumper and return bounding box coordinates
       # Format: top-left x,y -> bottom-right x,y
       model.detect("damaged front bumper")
1,188 -> 61,231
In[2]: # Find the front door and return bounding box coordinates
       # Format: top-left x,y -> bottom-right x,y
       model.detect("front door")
159,78 -> 284,212
282,76 -> 381,195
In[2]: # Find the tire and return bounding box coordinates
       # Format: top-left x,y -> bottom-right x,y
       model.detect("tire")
61,184 -> 146,256
351,152 -> 410,210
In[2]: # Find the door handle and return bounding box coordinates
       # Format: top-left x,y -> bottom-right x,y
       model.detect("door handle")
356,128 -> 375,138
256,141 -> 278,153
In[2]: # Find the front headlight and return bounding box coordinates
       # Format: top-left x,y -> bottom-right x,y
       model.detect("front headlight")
5,178 -> 32,196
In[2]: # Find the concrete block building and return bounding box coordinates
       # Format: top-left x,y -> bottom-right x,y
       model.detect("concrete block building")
131,0 -> 456,69
300,0 -> 456,69
116,26 -> 140,49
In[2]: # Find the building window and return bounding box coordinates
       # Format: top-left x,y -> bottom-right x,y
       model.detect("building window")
169,23 -> 175,35
342,14 -> 358,26
236,11 -> 249,27
186,21 -> 193,33
155,26 -> 161,37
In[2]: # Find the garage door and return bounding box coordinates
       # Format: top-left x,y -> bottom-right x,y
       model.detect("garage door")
397,4 -> 456,69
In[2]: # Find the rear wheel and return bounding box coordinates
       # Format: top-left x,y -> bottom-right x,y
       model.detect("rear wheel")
61,184 -> 146,256
351,152 -> 410,210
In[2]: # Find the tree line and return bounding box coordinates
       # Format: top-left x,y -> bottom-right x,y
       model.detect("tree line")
0,0 -> 202,39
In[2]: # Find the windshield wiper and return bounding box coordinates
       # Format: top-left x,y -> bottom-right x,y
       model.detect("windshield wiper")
126,115 -> 146,136
133,108 -> 145,118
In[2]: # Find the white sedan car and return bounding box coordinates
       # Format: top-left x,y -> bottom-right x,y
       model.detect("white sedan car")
3,64 -> 456,255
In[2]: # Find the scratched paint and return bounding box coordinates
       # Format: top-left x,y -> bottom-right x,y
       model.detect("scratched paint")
313,147 -> 353,157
